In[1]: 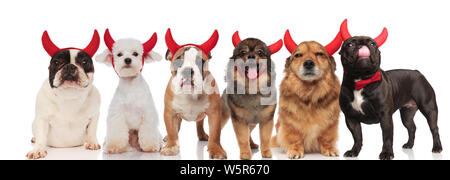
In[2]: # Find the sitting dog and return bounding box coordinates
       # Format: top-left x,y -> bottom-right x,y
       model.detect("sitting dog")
339,20 -> 442,160
271,28 -> 342,159
27,30 -> 101,159
161,29 -> 227,159
221,31 -> 282,159
95,29 -> 163,153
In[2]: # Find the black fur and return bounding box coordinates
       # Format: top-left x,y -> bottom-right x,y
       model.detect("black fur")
48,50 -> 93,88
339,36 -> 442,160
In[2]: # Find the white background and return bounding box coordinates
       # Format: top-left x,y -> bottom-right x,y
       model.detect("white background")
0,0 -> 449,160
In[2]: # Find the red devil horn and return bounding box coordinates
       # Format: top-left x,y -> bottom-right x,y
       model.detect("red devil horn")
374,28 -> 388,47
83,30 -> 100,57
324,30 -> 343,56
165,28 -> 181,55
199,30 -> 219,55
283,30 -> 297,54
340,19 -> 352,41
143,32 -> 157,55
232,31 -> 241,47
268,39 -> 283,54
42,31 -> 61,57
104,29 -> 115,52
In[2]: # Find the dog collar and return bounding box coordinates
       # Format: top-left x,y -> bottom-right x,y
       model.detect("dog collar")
354,71 -> 381,90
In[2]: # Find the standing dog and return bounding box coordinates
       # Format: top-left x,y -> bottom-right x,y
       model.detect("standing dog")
339,20 -> 442,160
95,29 -> 163,153
27,30 -> 101,159
221,31 -> 282,159
272,28 -> 342,159
161,29 -> 227,159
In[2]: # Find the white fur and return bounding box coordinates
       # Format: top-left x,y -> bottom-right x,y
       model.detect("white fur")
352,86 -> 365,115
96,38 -> 162,153
171,93 -> 210,121
27,50 -> 101,159
171,47 -> 204,94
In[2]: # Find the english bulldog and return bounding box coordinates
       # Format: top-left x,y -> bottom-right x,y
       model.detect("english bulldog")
27,30 -> 101,159
161,29 -> 227,159
339,20 -> 442,160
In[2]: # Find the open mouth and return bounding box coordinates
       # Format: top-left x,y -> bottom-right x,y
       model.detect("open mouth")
238,64 -> 265,80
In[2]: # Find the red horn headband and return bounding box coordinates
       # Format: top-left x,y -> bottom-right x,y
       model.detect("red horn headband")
284,29 -> 342,56
232,31 -> 282,55
340,19 -> 388,47
42,30 -> 100,57
103,29 -> 158,74
165,28 -> 219,60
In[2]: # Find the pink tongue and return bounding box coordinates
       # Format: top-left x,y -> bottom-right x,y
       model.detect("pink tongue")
358,46 -> 371,58
247,67 -> 258,80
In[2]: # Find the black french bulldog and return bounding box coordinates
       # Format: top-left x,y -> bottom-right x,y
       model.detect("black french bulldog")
338,32 -> 442,160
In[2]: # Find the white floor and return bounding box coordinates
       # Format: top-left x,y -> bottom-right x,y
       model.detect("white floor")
17,114 -> 447,160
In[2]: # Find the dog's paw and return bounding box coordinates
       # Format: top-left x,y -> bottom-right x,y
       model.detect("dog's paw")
321,148 -> 339,157
198,133 -> 209,141
85,143 -> 101,150
379,152 -> 394,160
261,150 -> 272,158
141,143 -> 161,152
402,142 -> 414,149
344,150 -> 360,158
287,149 -> 304,159
250,142 -> 259,149
209,146 -> 227,159
26,148 -> 47,159
161,145 -> 180,156
432,145 -> 443,153
105,145 -> 125,154
163,136 -> 168,142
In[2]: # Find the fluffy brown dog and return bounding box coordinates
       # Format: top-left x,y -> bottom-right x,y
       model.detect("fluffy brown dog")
221,31 -> 282,159
272,29 -> 342,159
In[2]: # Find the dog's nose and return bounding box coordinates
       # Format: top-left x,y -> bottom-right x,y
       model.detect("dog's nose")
247,54 -> 256,59
181,68 -> 194,79
63,64 -> 77,74
303,60 -> 315,70
124,58 -> 132,65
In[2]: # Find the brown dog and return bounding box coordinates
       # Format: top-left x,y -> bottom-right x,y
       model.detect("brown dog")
272,29 -> 342,159
221,31 -> 282,159
161,29 -> 227,159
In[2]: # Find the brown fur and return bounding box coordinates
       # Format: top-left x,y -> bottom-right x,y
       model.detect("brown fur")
162,46 -> 227,159
221,38 -> 276,159
272,41 -> 341,159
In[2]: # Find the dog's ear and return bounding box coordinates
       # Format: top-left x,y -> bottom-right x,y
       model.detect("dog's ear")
165,49 -> 173,61
328,56 -> 337,72
285,55 -> 292,69
202,52 -> 212,60
95,49 -> 113,67
144,51 -> 162,63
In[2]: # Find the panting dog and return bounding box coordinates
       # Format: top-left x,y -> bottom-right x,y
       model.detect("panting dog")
27,30 -> 101,159
95,29 -> 163,154
221,31 -> 282,159
161,29 -> 227,159
339,20 -> 442,160
272,26 -> 343,159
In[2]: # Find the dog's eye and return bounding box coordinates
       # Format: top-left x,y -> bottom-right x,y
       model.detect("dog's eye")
294,53 -> 303,58
315,52 -> 324,56
133,52 -> 139,57
240,51 -> 247,55
370,42 -> 375,46
117,53 -> 123,57
82,60 -> 87,64
54,60 -> 59,65
257,50 -> 265,56
348,43 -> 353,47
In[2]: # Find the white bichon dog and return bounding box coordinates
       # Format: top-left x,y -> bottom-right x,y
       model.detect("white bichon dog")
96,29 -> 162,153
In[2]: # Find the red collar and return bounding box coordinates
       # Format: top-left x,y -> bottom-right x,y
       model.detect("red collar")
354,71 -> 381,90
